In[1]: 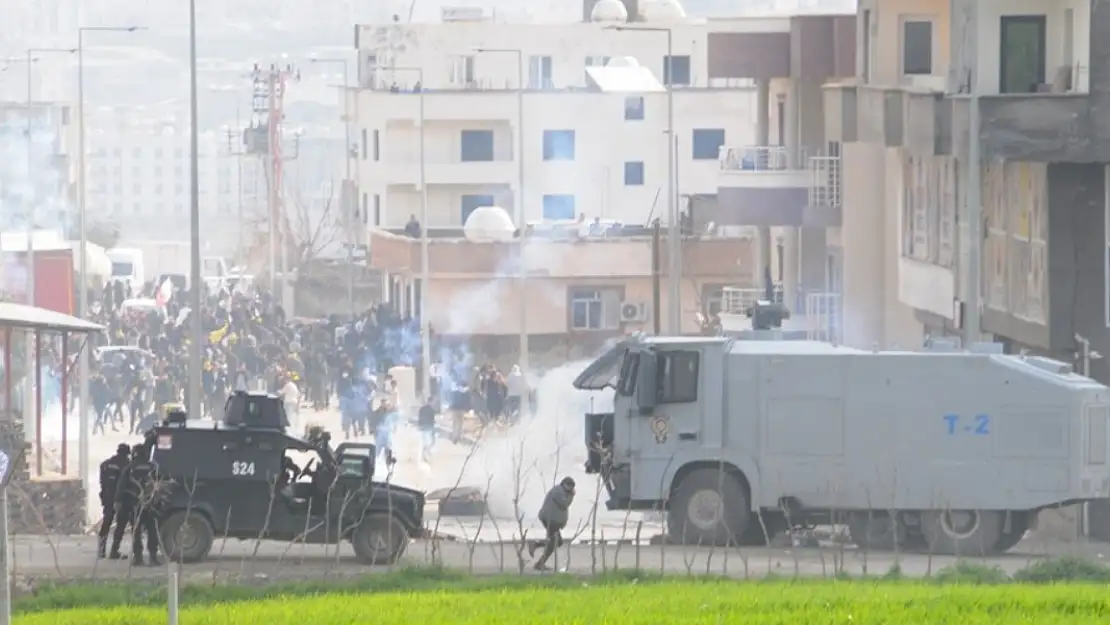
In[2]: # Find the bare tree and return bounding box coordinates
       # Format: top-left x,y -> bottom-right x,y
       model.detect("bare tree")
285,181 -> 342,273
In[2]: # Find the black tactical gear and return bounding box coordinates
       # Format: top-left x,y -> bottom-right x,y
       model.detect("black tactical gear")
97,444 -> 131,559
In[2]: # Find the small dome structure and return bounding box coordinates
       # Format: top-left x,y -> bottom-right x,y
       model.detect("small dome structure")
606,56 -> 640,68
463,206 -> 516,242
640,0 -> 687,22
590,0 -> 629,22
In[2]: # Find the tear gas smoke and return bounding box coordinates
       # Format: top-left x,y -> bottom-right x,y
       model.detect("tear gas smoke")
0,110 -> 77,444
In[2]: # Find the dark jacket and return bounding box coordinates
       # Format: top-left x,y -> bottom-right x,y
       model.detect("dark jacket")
98,453 -> 128,505
538,483 -> 574,527
115,458 -> 161,509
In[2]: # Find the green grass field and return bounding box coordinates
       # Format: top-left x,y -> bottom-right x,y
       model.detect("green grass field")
16,581 -> 1110,625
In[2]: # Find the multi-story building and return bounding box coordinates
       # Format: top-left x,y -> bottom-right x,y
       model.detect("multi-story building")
83,114 -> 263,255
824,0 -> 1099,364
356,1 -> 855,346
351,0 -> 771,230
0,100 -> 79,233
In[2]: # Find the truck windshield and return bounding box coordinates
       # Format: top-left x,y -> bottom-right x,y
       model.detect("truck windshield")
112,262 -> 133,276
572,343 -> 627,390
617,352 -> 639,396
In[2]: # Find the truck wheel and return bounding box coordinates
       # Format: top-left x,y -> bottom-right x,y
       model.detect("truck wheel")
847,512 -> 906,551
991,511 -> 1031,553
351,513 -> 409,565
160,510 -> 215,563
667,468 -> 750,545
920,509 -> 1004,556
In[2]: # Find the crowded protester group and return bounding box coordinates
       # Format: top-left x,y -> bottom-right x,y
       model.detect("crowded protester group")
75,276 -> 531,455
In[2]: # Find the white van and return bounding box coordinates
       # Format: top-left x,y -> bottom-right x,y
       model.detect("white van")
107,248 -> 145,294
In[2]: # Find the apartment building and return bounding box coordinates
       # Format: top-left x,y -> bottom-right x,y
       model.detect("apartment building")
709,12 -> 854,337
824,0 -> 1101,364
83,115 -> 264,255
350,0 -> 771,230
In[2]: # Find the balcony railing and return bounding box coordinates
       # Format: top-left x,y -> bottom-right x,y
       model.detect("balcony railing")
719,146 -> 801,172
807,156 -> 841,208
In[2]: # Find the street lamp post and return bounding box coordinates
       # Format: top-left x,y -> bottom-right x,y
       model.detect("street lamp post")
25,48 -> 76,308
389,67 -> 429,394
609,26 -> 679,333
310,57 -> 355,317
76,24 -> 143,484
187,0 -> 204,426
23,47 -> 75,446
474,47 -> 529,374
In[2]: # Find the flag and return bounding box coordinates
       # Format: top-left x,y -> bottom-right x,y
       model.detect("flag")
155,278 -> 173,307
208,323 -> 230,344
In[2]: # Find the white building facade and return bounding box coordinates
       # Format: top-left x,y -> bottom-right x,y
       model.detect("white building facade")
350,9 -> 782,228
83,117 -> 263,255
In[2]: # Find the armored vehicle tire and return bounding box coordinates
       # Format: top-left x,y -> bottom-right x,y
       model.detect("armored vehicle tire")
351,513 -> 409,565
667,468 -> 750,546
847,512 -> 907,551
160,510 -> 215,563
920,510 -> 1004,556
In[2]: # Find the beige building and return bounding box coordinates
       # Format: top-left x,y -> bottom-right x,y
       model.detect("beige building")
366,228 -> 759,362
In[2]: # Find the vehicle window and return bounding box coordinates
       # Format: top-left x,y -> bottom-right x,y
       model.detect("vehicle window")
656,350 -> 699,404
617,351 -> 639,396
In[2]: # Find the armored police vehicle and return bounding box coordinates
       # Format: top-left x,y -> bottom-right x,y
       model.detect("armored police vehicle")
146,391 -> 425,564
574,335 -> 1110,555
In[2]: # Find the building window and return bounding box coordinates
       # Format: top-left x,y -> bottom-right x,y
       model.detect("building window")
624,161 -> 645,186
461,194 -> 495,224
984,161 -> 1046,322
663,55 -> 691,86
624,96 -> 644,121
460,130 -> 494,162
900,17 -> 934,75
568,287 -> 621,331
542,130 -> 575,161
373,194 -> 381,226
585,55 -> 611,67
361,192 -> 368,224
449,55 -> 475,86
373,130 -> 380,161
542,194 -> 576,220
1000,15 -> 1046,94
528,55 -> 553,89
691,129 -> 726,160
361,129 -> 368,160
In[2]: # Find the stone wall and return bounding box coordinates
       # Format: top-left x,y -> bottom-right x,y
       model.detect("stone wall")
0,421 -> 87,535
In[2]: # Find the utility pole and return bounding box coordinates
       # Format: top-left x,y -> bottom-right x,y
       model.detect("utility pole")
223,109 -> 249,262
249,63 -> 299,306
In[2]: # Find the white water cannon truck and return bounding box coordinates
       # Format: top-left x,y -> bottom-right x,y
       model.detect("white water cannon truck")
573,333 -> 1110,555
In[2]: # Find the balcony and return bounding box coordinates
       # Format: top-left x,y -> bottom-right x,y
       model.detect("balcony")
950,93 -> 1092,162
359,88 -> 520,123
718,285 -> 842,341
384,160 -> 516,187
719,146 -> 810,187
716,146 -> 840,227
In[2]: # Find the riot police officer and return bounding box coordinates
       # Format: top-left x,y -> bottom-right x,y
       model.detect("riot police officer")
114,442 -> 162,565
97,443 -> 131,559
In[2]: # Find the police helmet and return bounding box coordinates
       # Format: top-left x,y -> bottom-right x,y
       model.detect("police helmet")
116,443 -> 130,456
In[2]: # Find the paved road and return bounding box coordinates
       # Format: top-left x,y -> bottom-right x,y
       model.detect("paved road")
9,533 -> 1108,582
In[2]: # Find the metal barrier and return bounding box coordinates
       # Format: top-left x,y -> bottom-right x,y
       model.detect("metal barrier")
808,156 -> 842,207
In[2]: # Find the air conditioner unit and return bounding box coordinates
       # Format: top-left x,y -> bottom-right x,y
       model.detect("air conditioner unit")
620,302 -> 647,323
